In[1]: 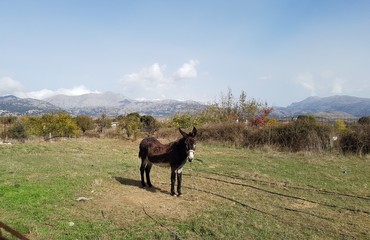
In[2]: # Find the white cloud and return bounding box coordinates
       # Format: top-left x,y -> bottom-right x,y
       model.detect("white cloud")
121,60 -> 200,99
296,72 -> 316,96
24,85 -> 100,99
0,76 -> 99,99
0,76 -> 26,95
295,71 -> 349,97
123,63 -> 172,89
174,59 -> 200,79
332,82 -> 343,94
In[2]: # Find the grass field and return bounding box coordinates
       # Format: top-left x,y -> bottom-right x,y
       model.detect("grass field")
1,138 -> 369,239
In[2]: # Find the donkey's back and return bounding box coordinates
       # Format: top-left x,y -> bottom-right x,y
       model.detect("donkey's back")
138,137 -> 166,160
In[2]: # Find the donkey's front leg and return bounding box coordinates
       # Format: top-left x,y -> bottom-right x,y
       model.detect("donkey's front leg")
170,170 -> 176,196
177,171 -> 183,196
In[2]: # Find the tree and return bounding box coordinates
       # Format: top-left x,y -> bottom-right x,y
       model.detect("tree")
96,114 -> 111,133
220,88 -> 235,116
8,120 -> 27,142
251,107 -> 273,127
75,115 -> 94,134
140,115 -> 159,133
41,113 -> 79,138
171,113 -> 193,128
1,116 -> 17,141
118,113 -> 141,139
237,90 -> 248,122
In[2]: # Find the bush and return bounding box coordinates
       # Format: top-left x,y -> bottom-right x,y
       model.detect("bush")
358,116 -> 370,125
8,120 -> 27,142
269,120 -> 331,152
197,123 -> 246,146
340,125 -> 370,155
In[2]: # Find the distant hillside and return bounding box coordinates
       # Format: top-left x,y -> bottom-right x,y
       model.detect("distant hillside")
44,92 -> 127,108
44,92 -> 205,117
2,93 -> 370,118
0,95 -> 62,116
272,95 -> 370,119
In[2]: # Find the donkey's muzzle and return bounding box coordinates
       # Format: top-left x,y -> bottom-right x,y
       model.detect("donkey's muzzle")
188,150 -> 195,162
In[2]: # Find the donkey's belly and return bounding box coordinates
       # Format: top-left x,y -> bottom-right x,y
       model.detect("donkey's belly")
147,156 -> 171,167
153,162 -> 171,167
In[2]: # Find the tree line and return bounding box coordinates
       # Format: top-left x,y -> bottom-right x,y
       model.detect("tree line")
2,88 -> 370,155
0,113 -> 159,142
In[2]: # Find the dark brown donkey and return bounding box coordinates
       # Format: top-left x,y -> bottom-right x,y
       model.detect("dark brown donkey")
138,127 -> 197,196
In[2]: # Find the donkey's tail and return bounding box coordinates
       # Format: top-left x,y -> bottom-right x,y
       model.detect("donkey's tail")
138,144 -> 148,160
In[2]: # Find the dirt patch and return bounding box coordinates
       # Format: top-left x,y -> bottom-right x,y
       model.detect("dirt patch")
74,174 -> 211,226
290,199 -> 318,210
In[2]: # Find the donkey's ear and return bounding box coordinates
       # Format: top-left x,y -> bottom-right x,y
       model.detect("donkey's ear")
191,127 -> 197,137
179,128 -> 188,137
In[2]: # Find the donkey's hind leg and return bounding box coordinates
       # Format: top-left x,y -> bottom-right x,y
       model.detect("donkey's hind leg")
140,162 -> 147,187
145,163 -> 153,187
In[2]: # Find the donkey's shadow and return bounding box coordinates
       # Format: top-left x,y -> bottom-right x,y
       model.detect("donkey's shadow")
114,176 -> 168,194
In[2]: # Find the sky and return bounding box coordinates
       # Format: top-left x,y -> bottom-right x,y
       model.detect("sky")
1,0 -> 370,107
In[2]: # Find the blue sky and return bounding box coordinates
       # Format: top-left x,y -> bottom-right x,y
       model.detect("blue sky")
1,0 -> 370,106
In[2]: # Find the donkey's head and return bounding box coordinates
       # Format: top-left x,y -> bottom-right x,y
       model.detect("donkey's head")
179,127 -> 197,162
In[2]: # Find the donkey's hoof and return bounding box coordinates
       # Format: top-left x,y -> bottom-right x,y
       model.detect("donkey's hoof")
171,192 -> 176,196
177,193 -> 183,197
148,183 -> 153,188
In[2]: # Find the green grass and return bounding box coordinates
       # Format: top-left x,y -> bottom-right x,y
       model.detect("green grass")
1,139 -> 369,239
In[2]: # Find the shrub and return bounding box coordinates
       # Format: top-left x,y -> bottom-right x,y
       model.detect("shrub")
340,125 -> 370,155
75,115 -> 95,134
197,123 -> 246,146
268,118 -> 331,152
8,120 -> 27,142
358,116 -> 370,125
171,113 -> 193,129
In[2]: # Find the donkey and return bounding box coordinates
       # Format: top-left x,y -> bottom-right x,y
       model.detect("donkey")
138,127 -> 197,196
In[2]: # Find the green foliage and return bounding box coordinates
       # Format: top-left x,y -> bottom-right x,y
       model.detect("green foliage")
22,116 -> 43,137
140,115 -> 159,133
118,113 -> 142,139
41,113 -> 79,138
196,123 -> 246,145
194,105 -> 228,124
296,115 -> 316,124
340,124 -> 370,155
198,118 -> 331,152
8,120 -> 27,141
171,113 -> 193,128
270,119 -> 331,152
96,114 -> 111,133
214,88 -> 270,124
75,115 -> 95,133
334,120 -> 347,134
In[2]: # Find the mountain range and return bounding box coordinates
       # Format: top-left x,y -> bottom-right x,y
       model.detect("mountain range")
0,92 -> 205,117
272,95 -> 370,120
1,92 -> 370,119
